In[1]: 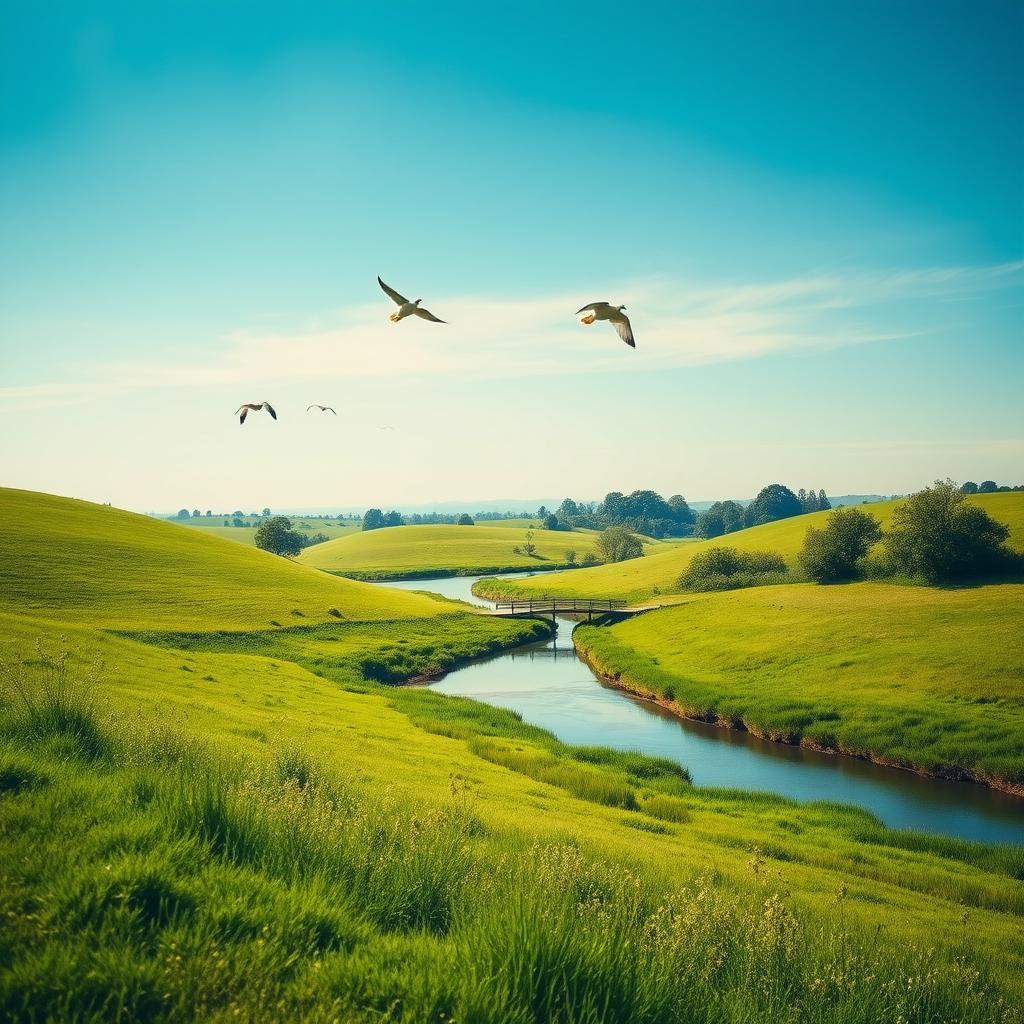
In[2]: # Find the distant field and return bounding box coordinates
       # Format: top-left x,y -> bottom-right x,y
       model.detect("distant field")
171,516 -> 359,548
298,523 -> 624,578
575,581 -> 1024,792
478,493 -> 1024,602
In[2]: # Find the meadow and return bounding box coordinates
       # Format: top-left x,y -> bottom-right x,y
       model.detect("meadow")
298,522 -> 620,579
475,493 -> 1024,603
171,516 -> 360,548
1,487 -> 1023,1021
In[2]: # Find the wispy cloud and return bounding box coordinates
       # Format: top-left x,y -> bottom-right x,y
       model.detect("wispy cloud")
2,261 -> 1020,412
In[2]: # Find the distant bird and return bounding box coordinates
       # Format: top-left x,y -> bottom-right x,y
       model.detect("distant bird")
306,404 -> 337,415
235,402 -> 277,425
378,276 -> 447,323
576,302 -> 635,348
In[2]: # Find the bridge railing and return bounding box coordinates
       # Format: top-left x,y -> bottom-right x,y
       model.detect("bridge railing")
492,597 -> 627,614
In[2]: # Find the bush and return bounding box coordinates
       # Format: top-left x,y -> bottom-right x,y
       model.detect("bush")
581,552 -> 600,567
798,507 -> 882,583
679,547 -> 788,592
457,514 -> 474,526
564,549 -> 577,566
596,526 -> 643,563
881,479 -> 1017,583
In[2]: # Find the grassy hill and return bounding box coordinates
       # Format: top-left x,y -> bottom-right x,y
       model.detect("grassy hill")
1,488 -> 1023,1020
170,517 -> 359,549
478,493 -> 1024,602
298,522 -> 616,579
575,581 -> 1024,793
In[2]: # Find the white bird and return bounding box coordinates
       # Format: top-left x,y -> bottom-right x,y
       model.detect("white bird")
576,302 -> 635,348
378,276 -> 447,323
235,402 -> 277,425
307,404 -> 337,415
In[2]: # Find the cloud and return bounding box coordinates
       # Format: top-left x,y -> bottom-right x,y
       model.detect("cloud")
2,260 -> 1020,412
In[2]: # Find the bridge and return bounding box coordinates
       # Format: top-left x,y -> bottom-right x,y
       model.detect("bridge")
486,597 -> 630,621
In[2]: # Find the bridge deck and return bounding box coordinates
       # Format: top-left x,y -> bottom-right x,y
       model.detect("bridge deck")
484,597 -> 633,619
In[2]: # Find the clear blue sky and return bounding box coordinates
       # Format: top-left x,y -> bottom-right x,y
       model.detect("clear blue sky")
1,1 -> 1021,510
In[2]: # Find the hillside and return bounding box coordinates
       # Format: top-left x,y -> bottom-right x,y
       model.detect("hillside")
169,516 -> 359,549
478,493 -> 1024,602
297,522 -> 617,579
575,581 -> 1024,792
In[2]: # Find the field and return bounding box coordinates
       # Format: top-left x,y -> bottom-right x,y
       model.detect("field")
298,522 -> 621,579
476,493 -> 1024,603
170,517 -> 360,548
2,488 -> 1023,1021
574,581 -> 1024,792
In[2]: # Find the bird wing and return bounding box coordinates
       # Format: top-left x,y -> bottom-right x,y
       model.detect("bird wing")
614,314 -> 636,348
576,301 -> 608,315
306,405 -> 317,411
414,306 -> 446,323
238,407 -> 249,424
378,276 -> 408,306
263,402 -> 278,420
326,406 -> 337,415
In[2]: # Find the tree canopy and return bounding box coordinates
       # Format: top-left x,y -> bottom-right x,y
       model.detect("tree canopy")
596,526 -> 644,563
254,516 -> 303,558
798,507 -> 882,583
744,484 -> 803,528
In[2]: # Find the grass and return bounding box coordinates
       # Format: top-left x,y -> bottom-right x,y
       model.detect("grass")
2,487 -> 1024,1019
297,522 -> 626,578
170,517 -> 359,548
574,581 -> 1024,791
476,492 -> 1024,603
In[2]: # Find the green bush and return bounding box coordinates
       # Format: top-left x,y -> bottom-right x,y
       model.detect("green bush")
798,506 -> 882,583
679,547 -> 788,592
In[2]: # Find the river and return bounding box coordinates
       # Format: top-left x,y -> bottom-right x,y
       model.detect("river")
379,574 -> 1024,845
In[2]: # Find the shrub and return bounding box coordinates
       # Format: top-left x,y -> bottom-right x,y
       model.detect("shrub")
564,549 -> 577,566
798,507 -> 882,583
679,547 -> 788,592
596,526 -> 643,563
254,517 -> 303,557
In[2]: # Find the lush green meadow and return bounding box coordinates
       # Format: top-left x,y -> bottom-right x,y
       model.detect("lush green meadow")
2,488 -> 1023,1021
476,493 -> 1024,603
298,522 -> 617,579
170,517 -> 359,548
575,582 -> 1024,792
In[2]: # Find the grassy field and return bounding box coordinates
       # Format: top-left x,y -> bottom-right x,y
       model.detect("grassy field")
170,517 -> 359,548
2,488 -> 1023,1020
574,582 -> 1024,792
476,493 -> 1024,603
298,522 -> 618,579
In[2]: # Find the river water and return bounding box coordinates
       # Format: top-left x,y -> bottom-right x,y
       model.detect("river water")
379,574 -> 1024,845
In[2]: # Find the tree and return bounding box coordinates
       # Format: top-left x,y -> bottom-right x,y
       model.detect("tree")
522,530 -> 536,557
596,526 -> 643,563
883,479 -> 1013,583
262,507 -> 271,517
564,549 -> 577,565
543,513 -> 559,531
362,508 -> 385,531
798,507 -> 882,583
744,484 -> 802,528
978,480 -> 998,493
383,510 -> 404,527
537,505 -> 549,519
457,513 -> 474,526
679,547 -> 787,591
581,552 -> 600,566
176,509 -> 190,520
192,509 -> 201,518
205,510 -> 212,517
223,519 -> 230,527
557,498 -> 579,520
254,516 -> 303,557
797,488 -> 807,508
817,489 -> 831,511
667,495 -> 694,526
960,481 -> 979,494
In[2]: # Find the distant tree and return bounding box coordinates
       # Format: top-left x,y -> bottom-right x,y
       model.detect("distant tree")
176,509 -> 190,520
667,494 -> 695,526
564,549 -> 577,566
543,513 -> 559,531
978,480 -> 998,493
817,490 -> 831,511
362,508 -> 385,531
798,507 -> 882,583
223,519 -> 230,527
537,505 -> 549,519
205,510 -> 212,517
192,509 -> 201,518
523,530 -> 537,557
557,498 -> 579,520
457,513 -> 474,526
802,489 -> 819,513
581,552 -> 600,566
960,481 -> 979,494
797,488 -> 807,508
696,500 -> 745,539
262,507 -> 271,517
744,485 -> 802,528
232,510 -> 243,518
596,526 -> 643,563
254,516 -> 303,557
883,479 -> 1014,583
383,510 -> 404,527
232,517 -> 245,527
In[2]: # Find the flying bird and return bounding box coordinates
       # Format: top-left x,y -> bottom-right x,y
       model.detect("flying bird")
576,302 -> 635,348
377,276 -> 447,323
306,404 -> 337,415
235,402 -> 277,425
377,425 -> 396,431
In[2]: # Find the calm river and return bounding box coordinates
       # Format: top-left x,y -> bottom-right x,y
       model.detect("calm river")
379,574 -> 1024,845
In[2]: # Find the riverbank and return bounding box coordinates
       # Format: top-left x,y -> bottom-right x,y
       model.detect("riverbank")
322,562 -> 578,582
571,584 -> 1024,797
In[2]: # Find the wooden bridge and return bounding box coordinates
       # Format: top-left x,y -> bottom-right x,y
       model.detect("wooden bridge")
486,597 -> 629,621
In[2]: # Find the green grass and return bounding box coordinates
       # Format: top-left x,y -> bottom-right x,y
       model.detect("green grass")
574,581 -> 1024,791
476,493 -> 1024,603
2,487 -> 1024,1019
297,522 -> 627,578
171,517 -> 359,548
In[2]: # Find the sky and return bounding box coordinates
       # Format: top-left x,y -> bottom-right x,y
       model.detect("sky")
1,1 -> 1021,512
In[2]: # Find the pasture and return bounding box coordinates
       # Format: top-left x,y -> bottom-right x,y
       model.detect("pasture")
1,488 -> 1023,1020
171,516 -> 359,548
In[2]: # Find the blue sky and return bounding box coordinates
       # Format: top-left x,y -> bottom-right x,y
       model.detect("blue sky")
1,1 -> 1021,510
